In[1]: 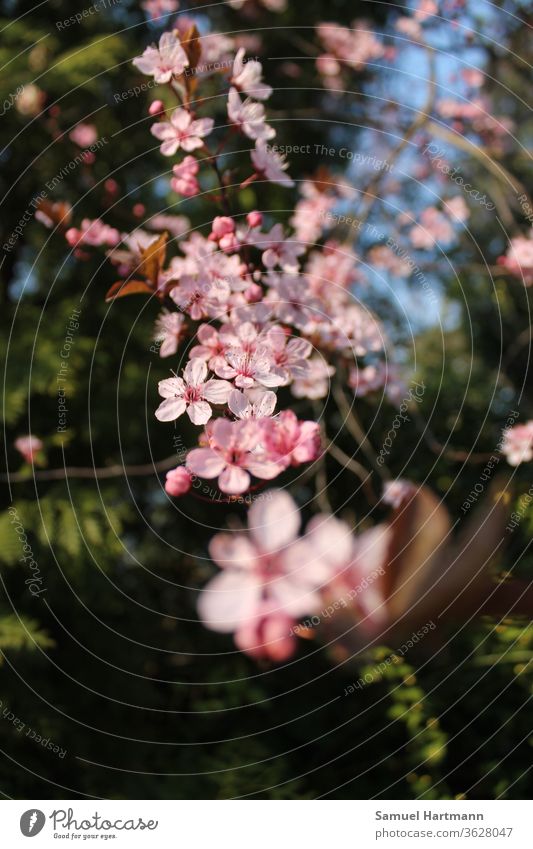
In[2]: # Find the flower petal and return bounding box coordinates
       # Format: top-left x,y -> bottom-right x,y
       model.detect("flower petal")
187,400 -> 212,425
155,397 -> 187,422
218,465 -> 250,495
208,532 -> 258,570
184,358 -> 208,386
203,379 -> 233,404
198,570 -> 261,633
187,448 -> 225,478
248,489 -> 300,553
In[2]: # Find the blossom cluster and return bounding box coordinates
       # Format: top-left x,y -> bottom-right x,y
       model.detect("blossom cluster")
39,11 -> 527,663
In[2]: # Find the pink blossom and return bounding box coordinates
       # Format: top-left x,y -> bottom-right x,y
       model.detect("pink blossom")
256,224 -> 305,273
227,88 -> 275,141
409,207 -> 455,248
15,435 -> 43,464
501,422 -> 533,466
291,187 -> 335,243
189,323 -> 233,371
197,489 -> 331,637
165,466 -> 192,496
66,219 -> 120,248
316,20 -> 384,72
251,141 -> 294,187
498,230 -> 533,285
69,123 -> 98,148
231,48 -> 272,101
348,362 -> 406,404
209,215 -> 235,242
261,411 -> 321,468
151,108 -> 214,156
142,0 -> 179,21
155,360 -> 232,425
187,418 -> 282,494
171,156 -> 200,197
147,214 -> 190,237
247,210 -> 263,228
216,345 -> 285,389
291,356 -> 335,400
153,311 -> 187,358
132,31 -> 188,84
445,195 -> 470,222
263,326 -> 312,384
170,274 -> 230,320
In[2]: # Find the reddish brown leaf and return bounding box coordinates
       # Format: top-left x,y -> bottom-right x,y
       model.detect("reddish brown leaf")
137,231 -> 168,284
105,280 -> 154,302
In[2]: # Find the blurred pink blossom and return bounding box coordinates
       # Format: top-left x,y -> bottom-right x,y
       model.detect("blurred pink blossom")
133,31 -> 188,83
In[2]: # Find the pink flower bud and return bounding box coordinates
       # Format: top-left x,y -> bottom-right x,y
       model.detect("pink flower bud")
247,210 -> 263,228
149,100 -> 165,116
165,467 -> 192,496
133,203 -> 145,218
211,216 -> 235,240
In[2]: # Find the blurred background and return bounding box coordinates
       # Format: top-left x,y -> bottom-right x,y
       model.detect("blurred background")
1,0 -> 532,799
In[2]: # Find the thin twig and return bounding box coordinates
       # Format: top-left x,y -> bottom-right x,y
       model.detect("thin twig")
1,455 -> 178,484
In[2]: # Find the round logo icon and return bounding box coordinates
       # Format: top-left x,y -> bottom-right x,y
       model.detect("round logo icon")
20,810 -> 46,837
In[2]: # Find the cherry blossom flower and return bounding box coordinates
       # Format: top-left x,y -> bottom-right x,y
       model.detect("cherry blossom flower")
291,356 -> 335,399
501,422 -> 533,466
151,108 -> 214,156
215,345 -> 285,389
261,411 -> 321,468
348,362 -> 405,404
132,31 -> 188,84
69,123 -> 98,148
155,360 -> 232,425
197,489 -> 333,637
171,156 -> 200,197
316,20 -> 384,72
142,0 -> 179,21
165,466 -> 192,496
66,219 -> 120,248
153,311 -> 187,358
15,435 -> 43,464
147,214 -> 190,238
189,323 -> 235,371
263,326 -> 312,384
186,418 -> 282,494
255,224 -> 305,273
251,141 -> 294,187
231,48 -> 272,101
228,388 -> 277,420
444,195 -> 470,222
409,207 -> 455,249
227,88 -> 275,141
498,230 -> 533,285
170,274 -> 230,320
